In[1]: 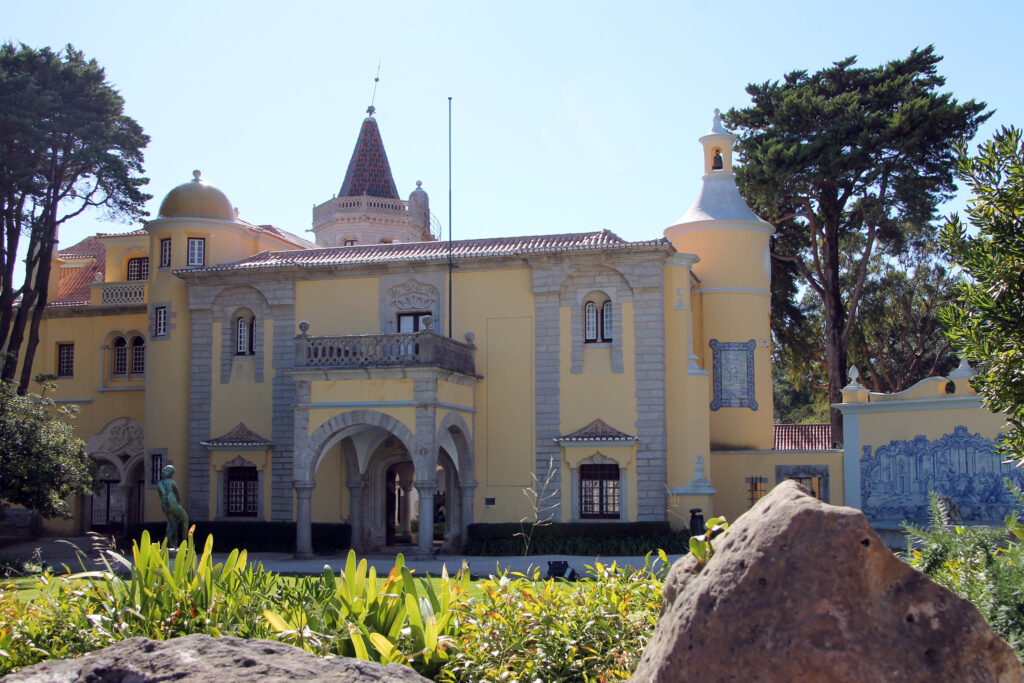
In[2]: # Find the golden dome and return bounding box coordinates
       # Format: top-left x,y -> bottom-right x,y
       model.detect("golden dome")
157,170 -> 235,221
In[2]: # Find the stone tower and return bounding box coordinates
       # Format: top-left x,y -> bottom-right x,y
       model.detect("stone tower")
311,107 -> 433,247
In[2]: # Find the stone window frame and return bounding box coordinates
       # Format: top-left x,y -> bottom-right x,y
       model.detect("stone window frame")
379,274 -> 444,334
211,287 -> 270,384
105,330 -> 146,380
583,294 -> 614,344
215,456 -> 264,521
151,303 -> 176,340
569,452 -> 627,522
146,449 -> 168,489
775,464 -> 830,503
559,267 -> 633,375
710,339 -> 757,410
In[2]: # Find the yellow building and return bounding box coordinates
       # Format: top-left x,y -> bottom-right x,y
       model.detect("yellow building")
30,108 -> 1003,554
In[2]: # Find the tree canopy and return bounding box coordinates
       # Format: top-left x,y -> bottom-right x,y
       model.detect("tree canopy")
0,43 -> 149,393
941,127 -> 1024,464
724,46 -> 988,440
0,378 -> 93,518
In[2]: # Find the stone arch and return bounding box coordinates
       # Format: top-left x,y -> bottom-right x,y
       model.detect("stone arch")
436,411 -> 474,478
211,285 -> 271,384
85,418 -> 145,532
297,410 -> 419,484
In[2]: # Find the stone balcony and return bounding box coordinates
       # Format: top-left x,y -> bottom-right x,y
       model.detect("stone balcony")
92,281 -> 147,306
294,329 -> 476,376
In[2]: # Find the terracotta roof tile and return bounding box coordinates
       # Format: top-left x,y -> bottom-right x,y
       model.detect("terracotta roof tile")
339,116 -> 400,200
557,418 -> 637,443
254,224 -> 317,249
773,424 -> 834,450
50,237 -> 105,307
178,230 -> 671,275
96,229 -> 149,238
200,423 -> 273,448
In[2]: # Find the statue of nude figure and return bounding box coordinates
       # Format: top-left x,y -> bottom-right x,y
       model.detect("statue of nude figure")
157,465 -> 189,547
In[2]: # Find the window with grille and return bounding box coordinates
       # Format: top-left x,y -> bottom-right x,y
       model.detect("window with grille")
151,453 -> 163,485
579,464 -> 620,519
127,257 -> 149,281
113,337 -> 128,374
225,467 -> 258,517
131,336 -> 145,374
787,476 -> 821,499
746,476 -> 767,507
155,307 -> 168,336
187,238 -> 205,267
58,343 -> 74,377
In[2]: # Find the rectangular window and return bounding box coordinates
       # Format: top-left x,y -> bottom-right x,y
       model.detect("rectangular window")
113,340 -> 128,375
57,343 -> 74,377
397,312 -> 431,333
579,463 -> 620,519
746,476 -> 768,508
131,337 -> 146,374
155,306 -> 168,336
187,238 -> 205,267
601,301 -> 613,341
160,238 -> 172,267
226,467 -> 259,517
151,453 -> 163,485
126,257 -> 149,281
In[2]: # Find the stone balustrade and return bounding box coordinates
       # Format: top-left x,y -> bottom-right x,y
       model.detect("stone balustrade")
313,195 -> 409,224
97,281 -> 147,305
295,330 -> 475,375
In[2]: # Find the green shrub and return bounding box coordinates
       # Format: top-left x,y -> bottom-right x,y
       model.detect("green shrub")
463,521 -> 689,555
439,552 -> 669,682
119,521 -> 351,554
905,491 -> 1024,656
0,531 -> 464,677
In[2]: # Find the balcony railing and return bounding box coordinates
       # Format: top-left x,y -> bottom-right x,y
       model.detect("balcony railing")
95,281 -> 146,305
313,195 -> 409,224
295,330 -> 475,375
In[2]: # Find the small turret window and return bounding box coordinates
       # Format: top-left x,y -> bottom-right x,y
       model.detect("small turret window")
712,148 -> 724,170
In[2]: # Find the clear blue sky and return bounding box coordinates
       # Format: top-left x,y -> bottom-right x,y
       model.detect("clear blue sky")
5,0 -> 1023,251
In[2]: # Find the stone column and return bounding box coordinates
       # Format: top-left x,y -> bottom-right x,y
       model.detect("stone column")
346,481 -> 365,550
460,480 -> 477,542
415,480 -> 436,555
294,480 -> 316,559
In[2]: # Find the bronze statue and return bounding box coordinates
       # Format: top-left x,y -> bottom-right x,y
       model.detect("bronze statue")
157,465 -> 188,547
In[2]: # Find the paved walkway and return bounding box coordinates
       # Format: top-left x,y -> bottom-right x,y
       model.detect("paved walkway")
2,536 -> 680,580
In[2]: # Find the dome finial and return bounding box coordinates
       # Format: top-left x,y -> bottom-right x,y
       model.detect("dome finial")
192,169 -> 201,181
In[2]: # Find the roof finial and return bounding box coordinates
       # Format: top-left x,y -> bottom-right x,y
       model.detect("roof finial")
192,169 -> 201,181
710,108 -> 728,134
367,59 -> 382,116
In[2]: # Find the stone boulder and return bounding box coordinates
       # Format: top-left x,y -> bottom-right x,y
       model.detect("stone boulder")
4,634 -> 430,682
631,480 -> 1023,682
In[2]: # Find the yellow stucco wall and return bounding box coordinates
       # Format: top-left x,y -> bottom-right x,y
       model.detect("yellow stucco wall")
296,277 -> 380,335
710,449 -> 845,523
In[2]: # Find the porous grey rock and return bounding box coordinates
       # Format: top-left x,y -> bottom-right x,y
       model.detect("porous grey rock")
631,480 -> 1024,682
4,634 -> 430,682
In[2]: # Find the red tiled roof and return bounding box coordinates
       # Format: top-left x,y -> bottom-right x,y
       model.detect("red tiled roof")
178,230 -> 670,274
96,229 -> 149,238
254,224 -> 317,249
773,423 -> 834,450
557,418 -> 637,443
339,116 -> 400,200
50,237 -> 105,307
200,422 -> 273,448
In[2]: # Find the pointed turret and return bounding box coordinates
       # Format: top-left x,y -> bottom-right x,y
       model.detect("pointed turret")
338,108 -> 400,199
312,108 -> 434,246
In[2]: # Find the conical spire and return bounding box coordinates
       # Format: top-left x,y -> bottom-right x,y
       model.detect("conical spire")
338,109 -> 400,199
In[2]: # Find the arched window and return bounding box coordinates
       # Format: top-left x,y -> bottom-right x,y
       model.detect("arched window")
131,336 -> 146,374
712,148 -> 724,170
113,337 -> 128,375
235,314 -> 255,355
583,294 -> 613,343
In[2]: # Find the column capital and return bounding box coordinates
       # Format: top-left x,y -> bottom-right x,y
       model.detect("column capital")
293,480 -> 316,492
414,479 -> 438,492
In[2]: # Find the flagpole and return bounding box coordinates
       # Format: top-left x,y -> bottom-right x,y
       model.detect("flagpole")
448,96 -> 453,339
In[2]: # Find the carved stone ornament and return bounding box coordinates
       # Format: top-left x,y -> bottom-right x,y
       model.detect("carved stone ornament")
389,279 -> 438,311
87,418 -> 144,459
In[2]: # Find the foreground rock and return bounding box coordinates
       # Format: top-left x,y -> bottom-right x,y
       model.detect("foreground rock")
4,634 -> 429,682
631,481 -> 1023,682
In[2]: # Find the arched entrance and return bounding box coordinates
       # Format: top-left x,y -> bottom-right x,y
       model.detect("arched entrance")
85,418 -> 145,534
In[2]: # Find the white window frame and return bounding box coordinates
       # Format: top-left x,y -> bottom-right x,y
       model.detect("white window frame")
155,307 -> 168,337
584,302 -> 598,342
112,337 -> 128,375
131,336 -> 146,374
127,257 -> 149,281
236,316 -> 252,355
602,300 -> 613,342
160,238 -> 172,268
187,238 -> 205,267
